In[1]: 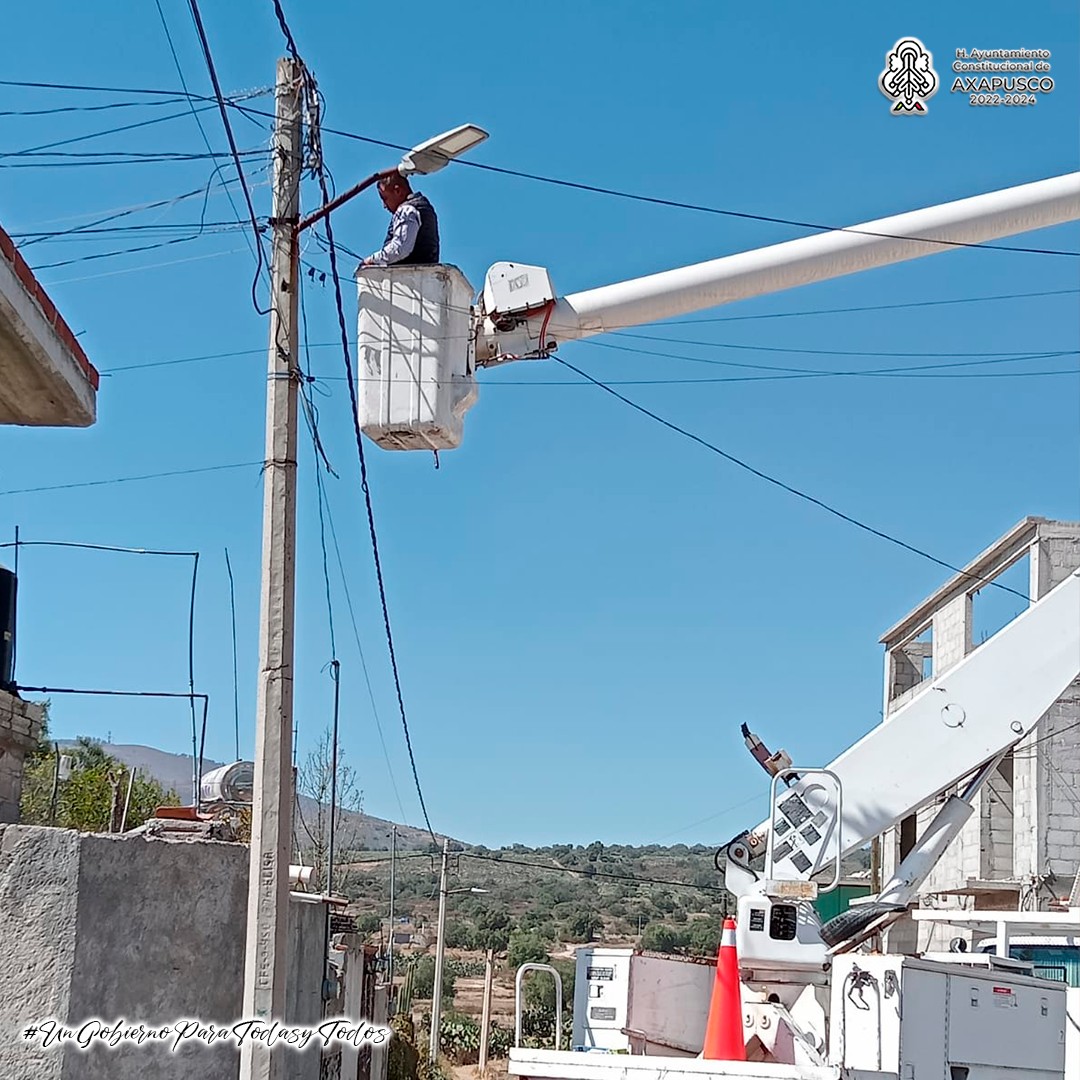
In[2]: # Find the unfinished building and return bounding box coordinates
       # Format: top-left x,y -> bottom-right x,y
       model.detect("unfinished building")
879,517 -> 1080,951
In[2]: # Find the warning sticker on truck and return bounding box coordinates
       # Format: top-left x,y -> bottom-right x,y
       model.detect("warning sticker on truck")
993,986 -> 1018,1007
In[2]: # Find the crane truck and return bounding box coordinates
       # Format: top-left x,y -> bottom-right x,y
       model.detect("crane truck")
352,169 -> 1080,1077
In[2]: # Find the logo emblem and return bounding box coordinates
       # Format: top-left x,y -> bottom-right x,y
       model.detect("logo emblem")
880,38 -> 938,114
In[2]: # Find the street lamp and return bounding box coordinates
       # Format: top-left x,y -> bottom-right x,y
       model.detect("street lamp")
296,123 -> 489,236
430,837 -> 488,1063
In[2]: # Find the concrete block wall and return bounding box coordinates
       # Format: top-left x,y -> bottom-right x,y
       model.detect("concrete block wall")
0,691 -> 45,823
0,825 -> 330,1080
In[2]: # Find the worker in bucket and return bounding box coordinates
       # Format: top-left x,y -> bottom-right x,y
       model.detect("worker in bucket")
360,173 -> 440,267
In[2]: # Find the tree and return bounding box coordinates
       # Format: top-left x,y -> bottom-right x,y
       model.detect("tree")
443,921 -> 475,949
295,726 -> 363,894
640,923 -> 686,954
560,908 -> 602,943
21,730 -> 178,832
412,955 -> 456,1001
507,930 -> 550,969
686,920 -> 721,957
522,956 -> 575,1045
355,913 -> 382,936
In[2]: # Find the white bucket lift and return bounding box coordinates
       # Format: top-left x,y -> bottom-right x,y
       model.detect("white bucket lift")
357,264 -> 477,451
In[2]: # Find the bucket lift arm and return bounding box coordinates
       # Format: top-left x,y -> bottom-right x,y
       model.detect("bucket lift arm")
474,172 -> 1080,366
722,568 -> 1080,947
357,173 -> 1080,452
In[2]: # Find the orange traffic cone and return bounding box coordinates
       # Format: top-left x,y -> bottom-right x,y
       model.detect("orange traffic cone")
702,917 -> 745,1061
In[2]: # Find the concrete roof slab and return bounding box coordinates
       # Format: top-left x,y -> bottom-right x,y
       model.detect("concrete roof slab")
0,224 -> 98,427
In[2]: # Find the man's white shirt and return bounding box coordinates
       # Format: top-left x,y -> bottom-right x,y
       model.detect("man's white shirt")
366,203 -> 421,266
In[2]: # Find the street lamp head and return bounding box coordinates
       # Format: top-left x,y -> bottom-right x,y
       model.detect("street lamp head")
398,124 -> 489,176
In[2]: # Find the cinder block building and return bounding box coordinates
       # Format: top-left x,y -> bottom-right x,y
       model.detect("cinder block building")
878,517 -> 1080,951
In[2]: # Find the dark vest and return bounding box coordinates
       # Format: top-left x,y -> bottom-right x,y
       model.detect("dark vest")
386,192 -> 440,265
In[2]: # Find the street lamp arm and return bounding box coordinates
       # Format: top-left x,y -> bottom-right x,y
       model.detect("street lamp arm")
295,168 -> 398,236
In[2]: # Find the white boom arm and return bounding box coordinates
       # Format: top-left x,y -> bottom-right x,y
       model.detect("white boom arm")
477,172 -> 1080,363
734,567 -> 1080,878
357,172 -> 1080,450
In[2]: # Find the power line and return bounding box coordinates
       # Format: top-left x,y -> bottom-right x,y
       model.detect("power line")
186,0 -> 270,313
1,103 -> 226,157
310,104 -> 438,845
551,354 -> 1031,602
0,78 -> 214,97
0,153 -> 267,170
40,245 -> 246,286
319,473 -> 412,828
28,234 -> 208,271
0,96 -> 192,116
455,164 -> 1080,257
224,547 -> 241,763
14,221 -> 253,240
299,214 -> 412,830
460,851 -> 728,893
0,461 -> 263,496
154,0 -> 265,277
583,338 -> 1079,376
606,332 -> 1080,361
345,848 -> 730,893
227,106 -> 1080,258
12,175 -> 257,248
98,340 -> 1079,383
652,287 -> 1080,326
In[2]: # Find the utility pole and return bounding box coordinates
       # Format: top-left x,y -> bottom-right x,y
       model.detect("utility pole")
429,838 -> 450,1064
388,825 -> 397,1006
239,56 -> 303,1080
478,947 -> 494,1075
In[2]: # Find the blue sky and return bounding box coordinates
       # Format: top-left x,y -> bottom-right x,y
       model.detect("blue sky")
2,2 -> 1077,848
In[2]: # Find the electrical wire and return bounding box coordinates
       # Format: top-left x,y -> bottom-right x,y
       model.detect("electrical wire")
186,0 -> 270,313
0,97 -> 192,117
224,547 -> 241,762
0,78 -> 214,97
303,70 -> 438,845
40,245 -> 246,286
0,461 -> 263,496
651,287 -> 1080,326
322,203 -> 439,845
299,252 -> 411,828
27,234 -> 207,271
606,331 -> 1080,361
346,848 -> 730,894
551,353 -> 1031,602
14,221 -> 253,240
154,0 -> 266,278
454,850 -> 728,893
0,153 -> 267,171
582,338 -> 1079,376
1,103 -> 230,158
12,174 -> 256,248
226,105 -> 1080,258
6,542 -> 203,804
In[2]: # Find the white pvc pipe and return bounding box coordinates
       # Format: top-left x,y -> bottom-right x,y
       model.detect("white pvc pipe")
546,172 -> 1080,342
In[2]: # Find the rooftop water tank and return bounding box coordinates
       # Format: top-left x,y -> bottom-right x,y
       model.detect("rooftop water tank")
0,567 -> 15,692
200,760 -> 254,804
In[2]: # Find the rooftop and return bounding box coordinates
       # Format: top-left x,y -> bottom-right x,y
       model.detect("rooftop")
0,221 -> 98,427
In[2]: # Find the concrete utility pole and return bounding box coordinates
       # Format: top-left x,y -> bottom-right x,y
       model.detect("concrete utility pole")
429,838 -> 450,1064
478,947 -> 495,1075
388,824 -> 397,1004
239,56 -> 303,1080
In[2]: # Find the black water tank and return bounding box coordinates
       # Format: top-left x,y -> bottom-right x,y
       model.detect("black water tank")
0,568 -> 15,691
